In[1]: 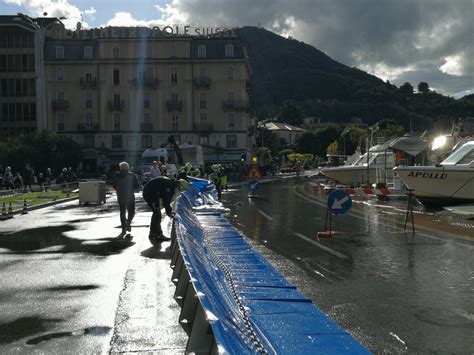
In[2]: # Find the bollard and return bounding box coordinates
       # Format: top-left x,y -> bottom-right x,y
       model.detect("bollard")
8,202 -> 13,216
1,203 -> 6,216
22,199 -> 28,214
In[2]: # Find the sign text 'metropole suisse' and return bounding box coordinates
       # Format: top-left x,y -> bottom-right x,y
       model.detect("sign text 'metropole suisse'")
47,25 -> 238,40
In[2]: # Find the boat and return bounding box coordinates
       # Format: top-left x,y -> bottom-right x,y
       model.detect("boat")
321,141 -> 395,187
393,140 -> 474,205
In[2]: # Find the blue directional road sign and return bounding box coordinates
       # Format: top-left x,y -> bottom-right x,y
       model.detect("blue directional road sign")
248,179 -> 260,192
327,189 -> 352,215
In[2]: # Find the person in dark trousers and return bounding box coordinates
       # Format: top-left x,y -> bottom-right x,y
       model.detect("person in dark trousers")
142,176 -> 180,244
113,162 -> 139,236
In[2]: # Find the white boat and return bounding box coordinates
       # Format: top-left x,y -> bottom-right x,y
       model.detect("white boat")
321,144 -> 395,186
394,140 -> 474,205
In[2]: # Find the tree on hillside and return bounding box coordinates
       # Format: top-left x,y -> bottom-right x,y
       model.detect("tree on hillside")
418,82 -> 429,93
278,100 -> 304,126
399,82 -> 414,95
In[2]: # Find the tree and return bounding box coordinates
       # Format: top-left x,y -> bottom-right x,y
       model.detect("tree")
327,140 -> 339,155
0,130 -> 83,175
339,126 -> 367,155
277,100 -> 304,126
399,82 -> 414,95
253,147 -> 272,166
417,82 -> 429,93
295,125 -> 340,158
256,127 -> 282,155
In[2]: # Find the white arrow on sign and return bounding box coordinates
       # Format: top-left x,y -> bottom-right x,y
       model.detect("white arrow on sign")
250,182 -> 258,189
332,195 -> 350,210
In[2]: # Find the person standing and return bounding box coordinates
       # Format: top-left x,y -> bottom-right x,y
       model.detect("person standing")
3,167 -> 14,190
113,162 -> 139,236
142,176 -> 180,244
150,161 -> 162,178
24,163 -> 34,191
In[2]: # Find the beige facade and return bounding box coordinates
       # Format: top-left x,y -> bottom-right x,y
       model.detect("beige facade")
43,26 -> 254,171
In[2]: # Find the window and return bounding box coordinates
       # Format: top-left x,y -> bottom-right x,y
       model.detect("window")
112,135 -> 123,149
112,46 -> 119,59
199,92 -> 207,109
143,112 -> 151,124
171,92 -> 178,102
199,65 -> 206,79
145,67 -> 153,81
170,67 -> 177,85
227,92 -> 235,107
113,93 -> 121,107
227,66 -> 234,80
113,68 -> 120,86
85,112 -> 93,128
56,67 -> 64,80
85,92 -> 92,109
57,91 -> 64,101
142,135 -> 152,148
226,134 -> 237,148
172,114 -> 179,131
170,45 -> 177,58
114,114 -> 121,131
225,44 -> 234,58
55,46 -> 64,59
197,45 -> 206,58
85,72 -> 93,82
228,112 -> 235,131
143,92 -> 150,109
200,111 -> 207,123
84,46 -> 93,59
57,112 -> 65,131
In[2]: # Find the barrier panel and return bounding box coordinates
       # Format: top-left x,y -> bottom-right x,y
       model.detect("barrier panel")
171,177 -> 369,354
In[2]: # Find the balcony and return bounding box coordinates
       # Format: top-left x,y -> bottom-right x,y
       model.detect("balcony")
108,100 -> 125,112
80,77 -> 97,89
193,77 -> 211,89
193,122 -> 214,133
52,99 -> 69,111
166,100 -> 183,112
222,100 -> 249,112
140,122 -> 153,131
133,77 -> 159,89
78,123 -> 100,132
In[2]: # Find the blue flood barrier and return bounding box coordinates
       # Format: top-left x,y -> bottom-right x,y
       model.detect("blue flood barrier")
170,178 -> 369,354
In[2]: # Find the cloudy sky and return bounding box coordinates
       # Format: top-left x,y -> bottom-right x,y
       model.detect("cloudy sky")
2,0 -> 473,97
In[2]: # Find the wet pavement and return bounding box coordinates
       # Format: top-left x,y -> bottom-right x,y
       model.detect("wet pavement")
0,195 -> 186,353
222,178 -> 474,354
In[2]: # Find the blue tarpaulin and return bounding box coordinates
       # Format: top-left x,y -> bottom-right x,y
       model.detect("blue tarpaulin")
174,178 -> 369,354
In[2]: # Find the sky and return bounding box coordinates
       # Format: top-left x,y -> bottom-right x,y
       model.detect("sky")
1,0 -> 473,98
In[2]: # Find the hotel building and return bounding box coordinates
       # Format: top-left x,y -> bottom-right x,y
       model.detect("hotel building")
1,16 -> 254,172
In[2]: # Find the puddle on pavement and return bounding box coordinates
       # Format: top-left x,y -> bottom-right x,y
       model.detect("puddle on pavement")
0,225 -> 135,256
46,285 -> 100,292
0,317 -> 61,344
25,326 -> 112,345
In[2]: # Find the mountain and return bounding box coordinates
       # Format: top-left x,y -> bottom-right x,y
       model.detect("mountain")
238,27 -> 474,130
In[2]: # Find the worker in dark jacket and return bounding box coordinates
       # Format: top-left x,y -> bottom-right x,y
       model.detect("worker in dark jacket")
113,162 -> 139,235
142,176 -> 180,244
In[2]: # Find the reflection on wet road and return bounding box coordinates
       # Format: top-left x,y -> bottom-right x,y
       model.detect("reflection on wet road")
223,179 -> 474,354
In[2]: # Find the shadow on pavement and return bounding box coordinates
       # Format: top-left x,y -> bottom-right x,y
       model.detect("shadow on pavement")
0,226 -> 135,256
0,316 -> 61,344
140,245 -> 171,260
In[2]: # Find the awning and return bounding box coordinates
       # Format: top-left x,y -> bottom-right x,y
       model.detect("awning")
389,136 -> 428,156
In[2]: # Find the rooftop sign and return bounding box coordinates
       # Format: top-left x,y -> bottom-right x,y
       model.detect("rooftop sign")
47,25 -> 238,40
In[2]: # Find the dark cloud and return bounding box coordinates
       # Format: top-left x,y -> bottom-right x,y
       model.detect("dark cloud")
169,0 -> 474,95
